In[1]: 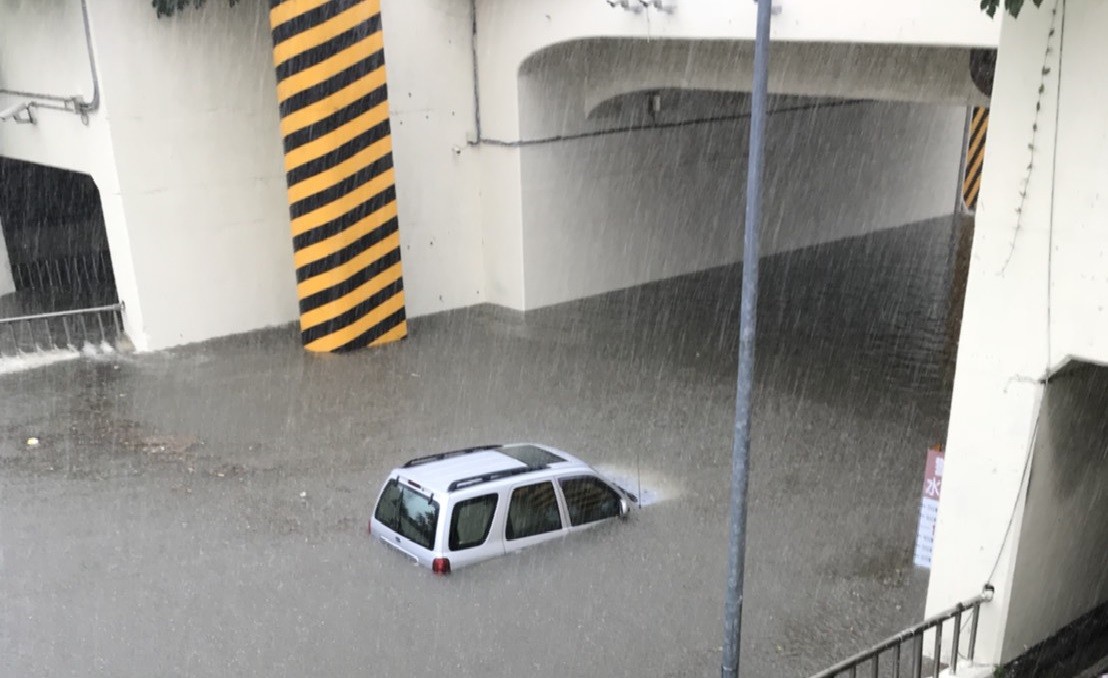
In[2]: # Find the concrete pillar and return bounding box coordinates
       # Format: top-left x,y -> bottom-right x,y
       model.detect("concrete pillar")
479,146 -> 526,311
266,0 -> 408,352
925,1 -> 1062,667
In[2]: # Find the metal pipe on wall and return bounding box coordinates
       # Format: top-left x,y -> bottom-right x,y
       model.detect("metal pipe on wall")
0,0 -> 100,122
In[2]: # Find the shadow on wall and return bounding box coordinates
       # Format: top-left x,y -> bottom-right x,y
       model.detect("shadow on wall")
1003,361 -> 1108,662
1043,363 -> 1108,498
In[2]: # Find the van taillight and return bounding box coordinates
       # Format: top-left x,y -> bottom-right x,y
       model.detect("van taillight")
432,558 -> 451,575
366,519 -> 372,535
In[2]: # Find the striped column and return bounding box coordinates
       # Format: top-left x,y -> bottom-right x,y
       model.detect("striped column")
268,0 -> 407,352
962,107 -> 989,214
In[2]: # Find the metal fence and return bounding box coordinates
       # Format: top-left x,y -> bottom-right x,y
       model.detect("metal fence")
0,303 -> 125,358
808,587 -> 994,678
10,251 -> 115,294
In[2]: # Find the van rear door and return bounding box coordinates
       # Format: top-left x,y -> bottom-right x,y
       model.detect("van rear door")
372,477 -> 440,567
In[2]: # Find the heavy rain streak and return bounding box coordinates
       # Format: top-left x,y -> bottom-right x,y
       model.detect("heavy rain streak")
4,1 -> 1107,677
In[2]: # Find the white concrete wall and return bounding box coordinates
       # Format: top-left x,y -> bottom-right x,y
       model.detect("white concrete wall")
1003,363 -> 1108,659
1045,0 -> 1108,369
472,1 -> 997,310
2,0 -> 1001,348
82,0 -> 297,351
476,0 -> 1000,140
517,70 -> 967,308
1,0 -> 294,350
2,0 -> 486,349
380,0 -> 485,314
480,145 -> 526,308
554,40 -> 991,116
927,0 -> 1108,666
0,0 -> 138,330
925,2 -> 1058,662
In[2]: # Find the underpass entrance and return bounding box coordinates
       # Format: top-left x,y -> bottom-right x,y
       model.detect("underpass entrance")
0,157 -> 124,360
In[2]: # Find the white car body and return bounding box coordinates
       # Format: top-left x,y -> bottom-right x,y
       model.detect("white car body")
368,443 -> 634,574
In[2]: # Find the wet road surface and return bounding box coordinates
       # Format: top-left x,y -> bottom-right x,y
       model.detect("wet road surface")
1,219 -> 958,677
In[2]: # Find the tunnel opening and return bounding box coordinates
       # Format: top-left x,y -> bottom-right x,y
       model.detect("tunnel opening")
0,157 -> 117,311
514,37 -> 981,676
1000,360 -> 1108,670
517,86 -> 973,401
0,157 -> 123,360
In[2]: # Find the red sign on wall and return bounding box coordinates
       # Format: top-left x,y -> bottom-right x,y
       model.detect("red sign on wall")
914,445 -> 945,569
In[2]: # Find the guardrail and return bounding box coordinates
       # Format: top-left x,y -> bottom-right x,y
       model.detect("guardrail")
808,586 -> 994,678
0,303 -> 125,358
10,250 -> 114,293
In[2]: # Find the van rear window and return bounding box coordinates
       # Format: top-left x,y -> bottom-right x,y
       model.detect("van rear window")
374,478 -> 439,550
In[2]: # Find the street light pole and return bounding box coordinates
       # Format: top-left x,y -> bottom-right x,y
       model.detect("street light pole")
721,0 -> 773,676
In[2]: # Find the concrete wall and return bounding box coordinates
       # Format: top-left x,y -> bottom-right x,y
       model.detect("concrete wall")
0,0 -> 135,319
0,0 -> 293,350
517,68 -> 968,308
474,1 -> 996,310
379,0 -> 485,315
544,39 -> 991,116
927,0 -> 1108,666
1045,0 -> 1108,369
3,0 -> 999,348
1002,363 -> 1108,658
475,0 -> 999,141
925,2 -> 1059,664
2,0 -> 486,348
84,0 -> 297,350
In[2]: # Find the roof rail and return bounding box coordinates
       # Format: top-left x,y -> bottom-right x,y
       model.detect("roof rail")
402,444 -> 502,468
447,466 -> 543,492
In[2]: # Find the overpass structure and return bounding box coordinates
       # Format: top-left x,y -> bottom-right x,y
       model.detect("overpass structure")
4,0 -> 1106,674
0,0 -> 991,350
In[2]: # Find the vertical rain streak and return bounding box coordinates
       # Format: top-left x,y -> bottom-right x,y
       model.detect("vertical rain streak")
267,0 -> 408,353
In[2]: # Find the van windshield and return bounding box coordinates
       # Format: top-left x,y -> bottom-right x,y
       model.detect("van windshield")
374,478 -> 439,550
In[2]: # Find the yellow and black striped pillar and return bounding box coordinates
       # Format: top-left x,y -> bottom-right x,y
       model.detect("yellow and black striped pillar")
962,107 -> 989,213
268,0 -> 407,352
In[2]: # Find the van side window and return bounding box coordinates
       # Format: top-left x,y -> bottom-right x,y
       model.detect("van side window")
506,482 -> 562,540
449,494 -> 498,551
559,476 -> 621,527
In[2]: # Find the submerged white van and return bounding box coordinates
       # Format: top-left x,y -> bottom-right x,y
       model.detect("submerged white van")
368,443 -> 635,574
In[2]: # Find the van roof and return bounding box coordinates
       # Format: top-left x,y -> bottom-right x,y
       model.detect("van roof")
394,443 -> 589,496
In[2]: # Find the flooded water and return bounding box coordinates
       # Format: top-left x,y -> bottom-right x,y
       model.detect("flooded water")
0,219 -> 957,677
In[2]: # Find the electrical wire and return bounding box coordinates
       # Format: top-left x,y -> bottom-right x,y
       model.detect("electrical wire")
472,99 -> 864,148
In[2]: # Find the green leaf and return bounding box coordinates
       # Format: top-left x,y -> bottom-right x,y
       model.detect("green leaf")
152,0 -> 237,18
997,0 -> 1045,18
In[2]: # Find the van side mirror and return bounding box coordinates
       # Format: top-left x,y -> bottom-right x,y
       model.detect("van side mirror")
619,498 -> 630,518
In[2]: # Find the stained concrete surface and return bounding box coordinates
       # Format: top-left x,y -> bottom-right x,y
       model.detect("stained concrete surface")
1,220 -> 957,677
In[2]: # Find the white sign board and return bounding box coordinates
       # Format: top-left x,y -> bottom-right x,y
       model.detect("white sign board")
914,446 -> 945,569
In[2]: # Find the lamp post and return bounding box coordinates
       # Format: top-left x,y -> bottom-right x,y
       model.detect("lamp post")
721,0 -> 773,675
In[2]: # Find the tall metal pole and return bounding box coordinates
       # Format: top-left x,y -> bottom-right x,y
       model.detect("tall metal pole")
721,0 -> 773,675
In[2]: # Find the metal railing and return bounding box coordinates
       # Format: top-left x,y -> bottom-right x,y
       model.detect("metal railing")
0,303 -> 125,358
10,250 -> 114,293
808,586 -> 994,678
